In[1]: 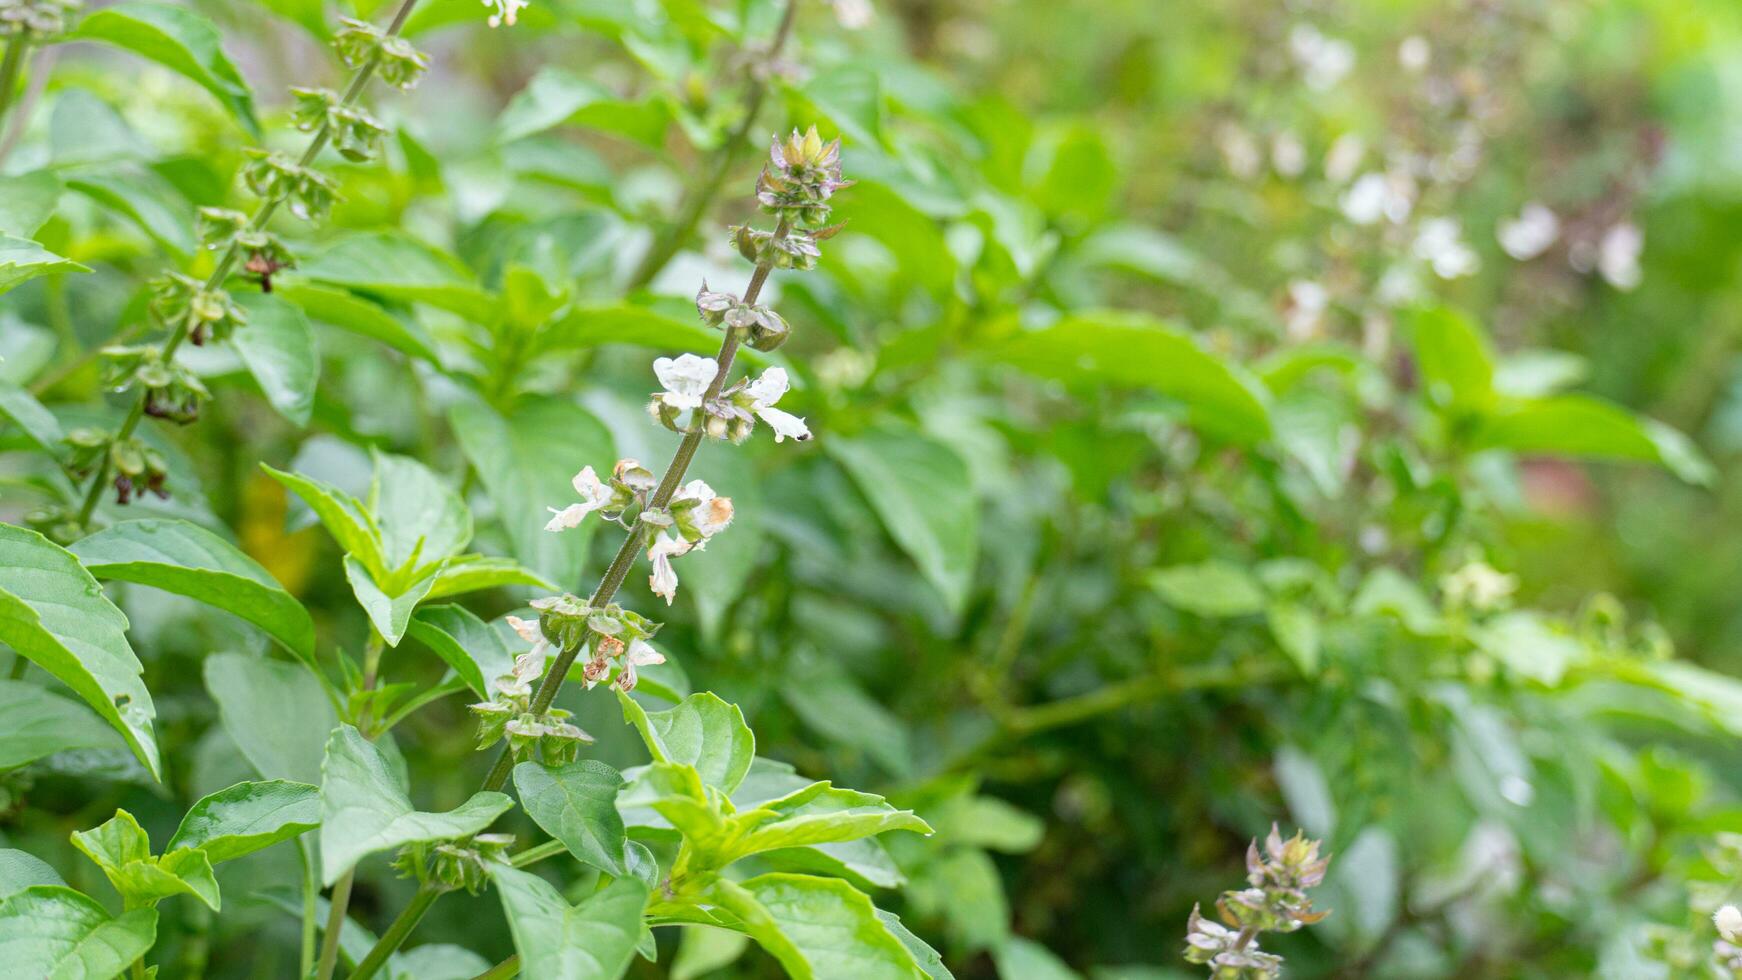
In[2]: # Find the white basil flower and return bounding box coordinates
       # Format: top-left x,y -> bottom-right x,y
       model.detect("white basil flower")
744,368 -> 811,443
615,638 -> 666,692
1716,905 -> 1742,943
505,615 -> 553,659
1413,217 -> 1478,279
673,479 -> 735,539
544,465 -> 610,532
483,0 -> 528,27
647,532 -> 692,605
654,353 -> 719,412
1598,222 -> 1642,291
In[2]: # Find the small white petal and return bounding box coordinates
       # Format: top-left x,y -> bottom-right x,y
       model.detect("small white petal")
755,405 -> 811,443
655,354 -> 718,401
745,367 -> 791,408
627,638 -> 665,667
544,503 -> 593,532
506,616 -> 542,645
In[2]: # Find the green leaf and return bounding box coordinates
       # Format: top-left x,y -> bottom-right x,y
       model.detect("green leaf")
449,396 -> 613,586
406,604 -> 514,699
231,292 -> 318,427
1473,611 -> 1583,686
0,680 -> 123,768
276,282 -> 441,363
779,658 -> 910,776
0,383 -> 66,458
829,423 -> 979,617
878,910 -> 953,979
0,236 -> 89,295
70,518 -> 315,664
1149,561 -> 1266,617
496,67 -> 669,147
71,809 -> 221,910
64,167 -> 196,256
618,691 -> 755,795
370,452 -> 472,569
673,926 -> 749,980
67,1 -> 260,137
0,172 -> 63,237
205,652 -> 337,786
0,525 -> 159,778
986,312 -> 1273,444
262,464 -> 388,577
318,724 -> 513,885
0,885 -> 157,977
1266,603 -> 1321,675
733,782 -> 932,858
925,794 -> 1043,854
297,233 -> 492,321
1471,394 -> 1714,485
1406,307 -> 1493,417
343,557 -> 439,648
0,851 -> 63,897
424,554 -> 558,600
166,779 -> 320,864
713,874 -> 924,980
491,867 -> 648,980
513,760 -> 630,876
993,937 -> 1080,980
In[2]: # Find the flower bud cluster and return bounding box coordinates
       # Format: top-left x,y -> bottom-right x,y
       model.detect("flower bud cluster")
524,596 -> 667,692
66,429 -> 170,505
197,208 -> 296,292
243,151 -> 341,223
756,126 -> 852,230
150,272 -> 247,347
334,18 -> 428,90
101,345 -> 209,425
695,283 -> 790,351
469,651 -> 594,764
290,87 -> 388,162
0,0 -> 78,36
393,833 -> 514,895
1183,826 -> 1331,979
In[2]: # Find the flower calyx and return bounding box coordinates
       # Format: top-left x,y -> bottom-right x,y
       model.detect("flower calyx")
197,208 -> 296,292
150,272 -> 246,346
101,345 -> 209,425
242,151 -> 341,223
0,0 -> 79,37
394,833 -> 514,895
290,87 -> 387,162
334,18 -> 428,90
694,282 -> 791,350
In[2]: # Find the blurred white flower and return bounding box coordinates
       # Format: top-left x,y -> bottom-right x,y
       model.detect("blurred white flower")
1324,134 -> 1365,184
1497,203 -> 1559,260
1442,561 -> 1517,612
832,0 -> 873,29
1271,131 -> 1306,178
544,466 -> 610,532
1284,280 -> 1329,340
1343,171 -> 1414,226
1216,123 -> 1261,180
483,0 -> 528,27
1598,222 -> 1643,290
744,368 -> 811,442
1290,25 -> 1355,91
655,353 -> 718,411
1414,217 -> 1479,279
1716,905 -> 1742,942
1398,36 -> 1430,72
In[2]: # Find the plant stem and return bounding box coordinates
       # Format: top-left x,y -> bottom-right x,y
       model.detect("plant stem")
70,0 -> 423,527
0,28 -> 51,168
510,838 -> 568,868
347,883 -> 440,980
471,955 -> 520,980
623,0 -> 798,291
299,842 -> 320,979
313,869 -> 354,980
0,29 -> 30,135
354,224 -> 796,980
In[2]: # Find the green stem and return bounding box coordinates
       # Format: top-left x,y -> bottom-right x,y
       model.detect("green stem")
313,869 -> 354,980
347,883 -> 440,980
70,0 -> 422,527
8,654 -> 25,680
299,842 -> 319,979
0,29 -> 30,133
624,0 -> 798,291
470,955 -> 520,980
509,839 -> 567,868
